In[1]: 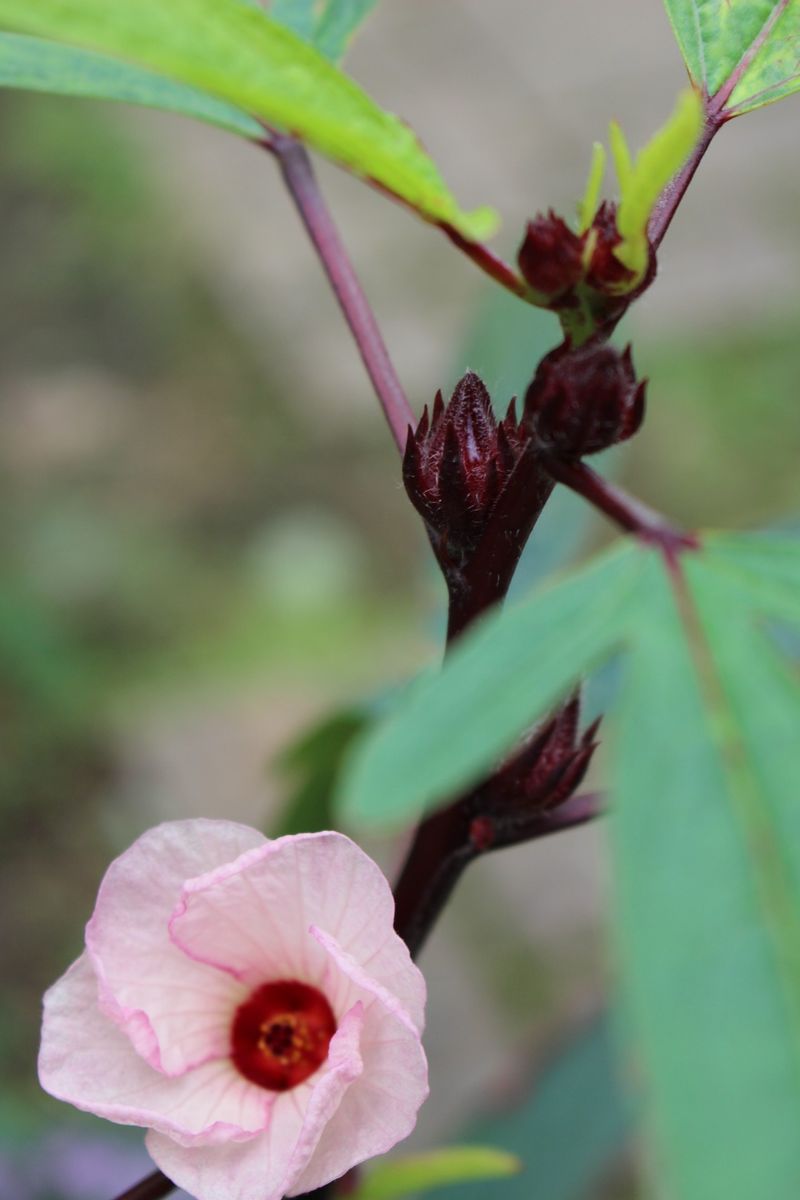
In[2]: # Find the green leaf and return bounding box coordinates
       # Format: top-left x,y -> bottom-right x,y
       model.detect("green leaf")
272,706 -> 368,837
339,543 -> 647,829
313,1 -> 381,61
355,1147 -> 520,1200
270,0 -> 318,42
613,88 -> 703,277
449,1014 -> 636,1200
0,0 -> 496,240
271,0 -> 381,62
577,141 -> 606,233
0,32 -> 261,136
662,0 -> 800,116
697,530 -> 800,625
610,540 -> 800,1200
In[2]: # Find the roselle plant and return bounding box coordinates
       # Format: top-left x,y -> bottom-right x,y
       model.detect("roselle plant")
2,2 -> 800,1200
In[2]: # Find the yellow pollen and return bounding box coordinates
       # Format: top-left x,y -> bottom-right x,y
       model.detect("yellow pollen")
258,1013 -> 314,1064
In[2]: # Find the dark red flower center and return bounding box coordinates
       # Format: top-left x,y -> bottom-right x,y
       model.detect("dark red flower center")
230,980 -> 337,1092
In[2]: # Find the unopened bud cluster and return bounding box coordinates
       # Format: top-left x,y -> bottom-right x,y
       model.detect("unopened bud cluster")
517,204 -> 655,328
524,340 -> 645,458
404,339 -> 646,573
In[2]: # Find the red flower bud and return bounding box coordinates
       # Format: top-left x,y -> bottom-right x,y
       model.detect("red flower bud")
585,201 -> 655,297
403,372 -> 528,562
524,341 -> 645,457
517,211 -> 585,301
487,694 -> 600,813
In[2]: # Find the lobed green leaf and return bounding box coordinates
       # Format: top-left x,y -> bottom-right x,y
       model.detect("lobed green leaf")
662,0 -> 800,116
0,0 -> 496,239
611,537 -> 800,1200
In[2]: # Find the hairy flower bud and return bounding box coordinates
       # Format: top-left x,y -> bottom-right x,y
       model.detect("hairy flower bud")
517,211 -> 585,301
403,372 -> 528,561
488,694 -> 599,813
524,341 -> 645,457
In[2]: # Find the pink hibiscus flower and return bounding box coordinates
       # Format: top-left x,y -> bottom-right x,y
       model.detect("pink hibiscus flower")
39,820 -> 428,1200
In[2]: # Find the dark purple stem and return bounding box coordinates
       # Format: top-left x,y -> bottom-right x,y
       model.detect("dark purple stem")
113,1172 -> 174,1200
393,791 -> 602,958
393,803 -> 474,959
544,455 -> 698,553
265,135 -> 415,453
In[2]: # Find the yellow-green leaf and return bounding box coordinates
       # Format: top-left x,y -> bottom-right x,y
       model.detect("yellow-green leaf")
355,1147 -> 521,1200
0,0 -> 497,240
663,0 -> 800,116
577,141 -> 606,233
614,88 -> 703,277
608,121 -> 633,193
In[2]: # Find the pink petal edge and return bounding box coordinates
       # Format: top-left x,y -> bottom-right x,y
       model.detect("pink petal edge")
39,953 -> 272,1146
146,1004 -> 365,1200
85,820 -> 265,1076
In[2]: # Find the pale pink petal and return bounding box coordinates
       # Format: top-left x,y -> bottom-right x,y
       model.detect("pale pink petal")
170,832 -> 426,1030
39,954 -> 272,1144
288,930 -> 429,1195
86,820 -> 265,1075
146,1005 -> 365,1200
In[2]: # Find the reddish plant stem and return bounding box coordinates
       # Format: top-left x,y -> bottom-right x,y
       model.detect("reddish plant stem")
113,1172 -> 174,1200
439,222 -> 529,299
266,135 -> 415,453
393,803 -> 475,959
491,790 -> 602,850
543,455 -> 698,553
393,791 -> 602,958
648,111 -> 719,251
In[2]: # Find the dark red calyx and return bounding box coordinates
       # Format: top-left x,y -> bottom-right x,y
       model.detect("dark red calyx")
469,815 -> 496,852
403,372 -> 528,561
489,694 -> 599,813
584,202 -> 643,296
231,980 -> 336,1091
517,211 -> 585,301
524,340 -> 645,458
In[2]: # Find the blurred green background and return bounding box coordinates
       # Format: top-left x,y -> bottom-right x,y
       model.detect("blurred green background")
1,2 -> 799,1197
